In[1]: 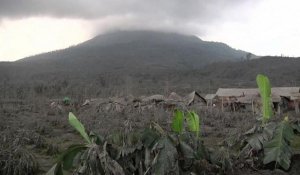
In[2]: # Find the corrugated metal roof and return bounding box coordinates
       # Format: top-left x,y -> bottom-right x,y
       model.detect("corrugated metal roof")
291,92 -> 300,100
237,95 -> 260,104
216,87 -> 299,104
216,88 -> 259,97
216,87 -> 300,98
205,94 -> 216,100
271,87 -> 299,97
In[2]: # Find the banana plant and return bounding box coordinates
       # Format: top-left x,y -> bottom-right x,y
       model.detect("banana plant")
46,112 -> 91,175
263,118 -> 294,170
237,75 -> 299,171
46,112 -> 124,175
256,74 -> 272,124
47,110 -> 232,174
171,109 -> 200,138
186,111 -> 200,138
171,109 -> 184,134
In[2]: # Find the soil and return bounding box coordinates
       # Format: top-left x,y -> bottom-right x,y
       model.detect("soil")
0,99 -> 299,174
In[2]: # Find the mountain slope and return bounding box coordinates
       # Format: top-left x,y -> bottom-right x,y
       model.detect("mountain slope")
2,31 -> 299,99
15,30 -> 250,74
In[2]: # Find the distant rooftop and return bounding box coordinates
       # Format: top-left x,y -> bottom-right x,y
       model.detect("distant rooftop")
216,87 -> 300,98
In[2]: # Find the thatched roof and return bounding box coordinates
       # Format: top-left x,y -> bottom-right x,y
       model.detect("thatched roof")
271,87 -> 300,98
216,87 -> 300,103
184,91 -> 206,105
168,92 -> 183,101
142,94 -> 165,103
290,92 -> 300,100
204,94 -> 216,100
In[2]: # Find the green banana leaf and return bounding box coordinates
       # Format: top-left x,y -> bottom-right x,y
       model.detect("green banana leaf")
69,112 -> 91,144
61,144 -> 87,170
46,163 -> 63,175
171,109 -> 184,134
256,74 -> 272,123
186,111 -> 200,137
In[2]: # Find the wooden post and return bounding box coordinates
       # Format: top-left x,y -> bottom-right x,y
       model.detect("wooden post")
233,102 -> 236,112
210,100 -> 213,113
295,100 -> 299,114
221,97 -> 224,112
251,99 -> 254,115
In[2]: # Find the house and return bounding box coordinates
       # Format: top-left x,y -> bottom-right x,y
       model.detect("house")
291,92 -> 300,113
215,88 -> 259,112
163,92 -> 184,111
167,92 -> 183,102
215,87 -> 300,113
142,94 -> 165,104
272,87 -> 300,113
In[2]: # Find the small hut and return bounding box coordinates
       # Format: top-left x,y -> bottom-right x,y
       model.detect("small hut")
215,88 -> 259,112
272,87 -> 300,113
291,92 -> 300,114
168,92 -> 183,102
163,92 -> 184,111
142,95 -> 165,104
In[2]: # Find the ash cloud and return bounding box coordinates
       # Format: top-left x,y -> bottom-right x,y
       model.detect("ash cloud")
0,0 -> 257,34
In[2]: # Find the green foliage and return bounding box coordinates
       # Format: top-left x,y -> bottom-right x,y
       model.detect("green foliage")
241,118 -> 297,171
47,110 -> 225,175
171,109 -> 201,137
141,128 -> 160,148
47,104 -> 300,174
60,144 -> 87,170
171,109 -> 184,134
256,74 -> 272,123
46,144 -> 88,175
238,75 -> 296,170
62,97 -> 71,105
186,111 -> 200,137
263,120 -> 294,170
245,122 -> 276,151
291,120 -> 300,135
68,112 -> 91,144
46,163 -> 63,175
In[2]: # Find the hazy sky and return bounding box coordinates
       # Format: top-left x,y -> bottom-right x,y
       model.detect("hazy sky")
0,0 -> 299,61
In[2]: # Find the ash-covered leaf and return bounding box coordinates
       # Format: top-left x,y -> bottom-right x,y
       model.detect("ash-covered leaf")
263,121 -> 294,170
152,137 -> 179,175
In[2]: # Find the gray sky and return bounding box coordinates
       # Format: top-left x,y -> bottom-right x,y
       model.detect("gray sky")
0,0 -> 299,61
